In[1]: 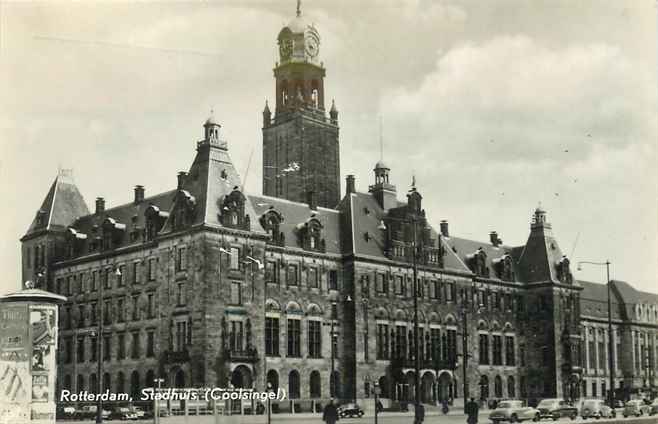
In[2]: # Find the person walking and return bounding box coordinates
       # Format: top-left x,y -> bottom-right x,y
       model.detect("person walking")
465,397 -> 479,424
323,399 -> 339,424
414,402 -> 425,424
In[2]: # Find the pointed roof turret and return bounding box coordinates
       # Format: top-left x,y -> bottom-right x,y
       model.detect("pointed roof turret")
517,205 -> 568,283
23,169 -> 89,238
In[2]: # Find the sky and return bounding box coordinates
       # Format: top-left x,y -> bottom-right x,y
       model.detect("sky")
0,0 -> 656,295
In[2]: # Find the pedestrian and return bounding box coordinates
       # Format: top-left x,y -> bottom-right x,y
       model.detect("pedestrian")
323,399 -> 339,424
465,397 -> 479,424
414,402 -> 425,424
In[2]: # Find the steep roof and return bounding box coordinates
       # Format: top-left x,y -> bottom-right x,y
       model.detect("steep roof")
24,170 -> 89,237
515,210 -> 567,283
444,236 -> 518,280
250,194 -> 342,254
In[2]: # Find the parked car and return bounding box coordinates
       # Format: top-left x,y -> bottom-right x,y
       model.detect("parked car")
488,400 -> 540,422
128,406 -> 145,418
622,399 -> 651,417
142,407 -> 171,419
580,399 -> 614,419
108,407 -> 138,420
338,403 -> 364,418
56,405 -> 76,420
536,399 -> 578,421
649,399 -> 658,416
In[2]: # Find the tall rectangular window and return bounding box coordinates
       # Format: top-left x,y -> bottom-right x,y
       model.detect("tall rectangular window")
147,292 -> 155,318
377,324 -> 389,359
287,319 -> 301,357
505,336 -> 515,365
265,317 -> 280,356
431,328 -> 441,361
90,302 -> 97,325
446,329 -> 457,365
103,335 -> 111,362
395,325 -> 407,359
117,265 -> 124,287
147,259 -> 155,281
445,282 -> 454,302
116,297 -> 125,323
229,321 -> 243,351
103,300 -> 111,325
117,333 -> 125,359
131,331 -> 140,359
394,276 -> 404,295
78,305 -> 85,328
146,330 -> 155,357
132,262 -> 140,283
265,260 -> 277,284
77,337 -> 85,363
177,282 -> 186,306
176,247 -> 187,271
90,337 -> 97,362
287,264 -> 298,286
91,271 -> 98,291
375,273 -> 387,294
230,282 -> 242,305
65,338 -> 73,363
132,295 -> 140,320
229,247 -> 240,270
328,270 -> 338,291
493,335 -> 502,365
479,334 -> 490,365
103,269 -> 111,290
307,267 -> 318,288
308,320 -> 322,358
175,321 -> 188,351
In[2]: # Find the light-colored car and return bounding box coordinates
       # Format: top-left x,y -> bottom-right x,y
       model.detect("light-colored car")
489,400 -> 540,422
580,399 -> 614,419
622,399 -> 650,417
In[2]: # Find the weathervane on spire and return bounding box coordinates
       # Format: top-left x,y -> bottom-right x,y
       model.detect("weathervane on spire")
411,173 -> 417,191
296,0 -> 301,17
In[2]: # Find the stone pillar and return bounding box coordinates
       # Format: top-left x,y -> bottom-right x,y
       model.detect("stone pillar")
0,284 -> 66,424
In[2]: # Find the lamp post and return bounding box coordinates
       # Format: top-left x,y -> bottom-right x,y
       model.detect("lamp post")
577,260 -> 614,410
266,382 -> 272,424
374,382 -> 381,424
154,377 -> 164,424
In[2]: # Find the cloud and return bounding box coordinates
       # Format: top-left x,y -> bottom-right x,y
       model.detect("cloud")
382,35 -> 656,165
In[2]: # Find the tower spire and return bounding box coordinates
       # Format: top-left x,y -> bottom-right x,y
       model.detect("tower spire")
296,0 -> 301,17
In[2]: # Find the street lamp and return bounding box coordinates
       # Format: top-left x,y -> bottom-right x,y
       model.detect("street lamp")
153,377 -> 164,424
577,260 -> 614,410
457,280 -> 483,413
373,381 -> 382,424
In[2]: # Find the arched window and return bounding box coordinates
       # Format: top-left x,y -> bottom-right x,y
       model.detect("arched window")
479,375 -> 489,400
267,370 -> 279,392
310,371 -> 321,398
494,375 -> 503,398
131,371 -> 141,399
116,372 -> 125,393
145,370 -> 155,388
89,374 -> 97,392
76,374 -> 85,392
288,370 -> 300,399
103,372 -> 111,392
507,376 -> 516,398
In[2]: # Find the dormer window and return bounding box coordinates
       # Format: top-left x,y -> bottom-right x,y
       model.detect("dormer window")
220,188 -> 250,231
145,205 -> 168,241
467,247 -> 489,277
260,208 -> 285,246
171,190 -> 197,231
296,216 -> 325,252
101,218 -> 126,251
493,254 -> 515,282
555,255 -> 573,285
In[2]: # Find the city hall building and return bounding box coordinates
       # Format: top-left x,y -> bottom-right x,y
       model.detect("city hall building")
20,6 -> 658,410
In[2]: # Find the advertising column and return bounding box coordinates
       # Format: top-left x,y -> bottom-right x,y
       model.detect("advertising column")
0,286 -> 66,424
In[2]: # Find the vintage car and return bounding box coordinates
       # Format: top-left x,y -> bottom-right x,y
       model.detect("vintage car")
74,405 -> 111,420
536,399 -> 578,420
337,403 -> 364,418
488,400 -> 540,422
108,407 -> 138,420
622,399 -> 651,417
649,399 -> 658,416
580,399 -> 614,419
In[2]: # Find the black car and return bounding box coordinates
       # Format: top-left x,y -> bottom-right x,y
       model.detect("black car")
536,399 -> 578,421
338,403 -> 364,418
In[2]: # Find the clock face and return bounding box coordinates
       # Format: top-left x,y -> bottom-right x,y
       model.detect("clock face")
305,34 -> 319,58
279,39 -> 293,60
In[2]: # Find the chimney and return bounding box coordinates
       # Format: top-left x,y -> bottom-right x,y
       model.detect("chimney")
490,231 -> 502,247
440,220 -> 449,237
307,191 -> 317,210
134,185 -> 145,204
346,175 -> 356,194
95,197 -> 105,215
177,172 -> 187,190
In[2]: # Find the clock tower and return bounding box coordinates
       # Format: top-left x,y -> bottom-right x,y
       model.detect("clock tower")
262,3 -> 341,209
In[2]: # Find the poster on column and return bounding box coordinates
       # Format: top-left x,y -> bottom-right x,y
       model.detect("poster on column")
0,303 -> 30,424
29,305 -> 57,424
